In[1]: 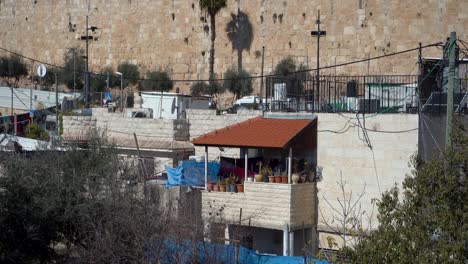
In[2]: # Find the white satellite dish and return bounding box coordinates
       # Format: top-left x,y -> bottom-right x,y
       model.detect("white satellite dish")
37,64 -> 47,78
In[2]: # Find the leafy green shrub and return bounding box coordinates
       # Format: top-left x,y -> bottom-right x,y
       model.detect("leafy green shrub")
191,81 -> 224,97
60,47 -> 85,90
0,55 -> 28,87
115,62 -> 140,88
141,70 -> 173,91
90,66 -> 114,93
24,123 -> 49,141
0,55 -> 28,78
222,67 -> 252,99
272,56 -> 307,94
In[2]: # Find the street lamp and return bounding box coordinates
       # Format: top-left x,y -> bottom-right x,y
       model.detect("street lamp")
115,71 -> 123,111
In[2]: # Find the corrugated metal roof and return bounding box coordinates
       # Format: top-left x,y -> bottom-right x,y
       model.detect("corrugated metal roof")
0,86 -> 80,111
192,116 -> 316,149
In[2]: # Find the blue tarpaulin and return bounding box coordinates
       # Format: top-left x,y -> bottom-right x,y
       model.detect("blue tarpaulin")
165,160 -> 220,188
146,240 -> 328,264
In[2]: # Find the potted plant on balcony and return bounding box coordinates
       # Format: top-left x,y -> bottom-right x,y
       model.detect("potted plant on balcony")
235,178 -> 244,192
261,165 -> 273,183
226,173 -> 237,192
206,181 -> 214,191
219,179 -> 226,192
292,160 -> 301,184
255,161 -> 264,182
274,168 -> 282,183
213,182 -> 220,192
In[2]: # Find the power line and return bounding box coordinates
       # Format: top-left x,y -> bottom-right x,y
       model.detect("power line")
0,43 -> 442,83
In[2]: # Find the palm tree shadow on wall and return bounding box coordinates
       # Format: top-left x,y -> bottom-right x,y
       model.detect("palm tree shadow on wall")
225,11 -> 253,70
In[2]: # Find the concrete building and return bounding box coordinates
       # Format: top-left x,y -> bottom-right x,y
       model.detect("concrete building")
140,92 -> 210,119
192,116 -> 319,256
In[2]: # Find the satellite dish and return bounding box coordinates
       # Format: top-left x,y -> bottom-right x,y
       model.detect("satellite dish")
37,64 -> 47,78
171,97 -> 177,114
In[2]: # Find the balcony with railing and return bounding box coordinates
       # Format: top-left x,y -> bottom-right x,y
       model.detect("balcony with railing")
265,75 -> 422,113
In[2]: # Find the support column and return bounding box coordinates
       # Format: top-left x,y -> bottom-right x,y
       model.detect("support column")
244,149 -> 248,179
288,147 -> 293,184
289,231 -> 295,256
224,224 -> 230,245
283,224 -> 289,256
204,146 -> 208,190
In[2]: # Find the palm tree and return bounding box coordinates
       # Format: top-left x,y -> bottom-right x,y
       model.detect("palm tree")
199,0 -> 227,85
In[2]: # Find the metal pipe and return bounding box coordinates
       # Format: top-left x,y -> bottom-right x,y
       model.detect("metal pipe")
259,46 -> 265,107
244,149 -> 248,179
204,146 -> 208,189
288,147 -> 292,184
85,15 -> 89,106
283,224 -> 289,256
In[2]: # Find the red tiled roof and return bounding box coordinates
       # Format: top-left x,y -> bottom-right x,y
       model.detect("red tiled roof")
192,116 -> 316,148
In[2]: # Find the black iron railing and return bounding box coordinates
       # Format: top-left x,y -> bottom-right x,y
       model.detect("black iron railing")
265,75 -> 420,113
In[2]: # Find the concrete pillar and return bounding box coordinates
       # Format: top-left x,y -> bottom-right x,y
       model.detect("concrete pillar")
288,147 -> 293,184
289,231 -> 295,256
283,224 -> 289,256
244,149 -> 248,179
225,224 -> 230,245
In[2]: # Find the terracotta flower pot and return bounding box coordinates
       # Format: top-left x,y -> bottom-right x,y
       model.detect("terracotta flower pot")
281,176 -> 289,184
275,176 -> 282,183
219,185 -> 226,192
213,184 -> 219,192
268,176 -> 275,183
206,182 -> 214,191
254,174 -> 263,182
236,184 -> 244,193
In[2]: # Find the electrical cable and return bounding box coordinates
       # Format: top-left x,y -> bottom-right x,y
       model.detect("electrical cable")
0,43 -> 442,83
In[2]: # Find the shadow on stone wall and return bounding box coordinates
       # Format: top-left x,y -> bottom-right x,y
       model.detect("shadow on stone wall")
225,11 -> 253,70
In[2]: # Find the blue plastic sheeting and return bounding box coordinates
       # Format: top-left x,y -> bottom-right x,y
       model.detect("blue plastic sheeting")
165,160 -> 220,188
146,240 -> 328,264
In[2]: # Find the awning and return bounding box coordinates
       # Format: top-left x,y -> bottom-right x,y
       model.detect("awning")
191,116 -> 317,149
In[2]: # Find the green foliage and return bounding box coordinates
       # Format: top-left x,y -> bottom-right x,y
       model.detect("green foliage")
190,81 -> 224,96
191,81 -> 209,96
0,135 -> 141,263
116,62 -> 140,88
141,69 -> 173,92
90,66 -> 114,93
24,122 -> 50,141
349,122 -> 468,263
0,55 -> 28,87
0,55 -> 28,78
273,57 -> 297,76
60,47 -> 85,90
199,0 -> 227,16
223,67 -> 253,99
272,56 -> 307,94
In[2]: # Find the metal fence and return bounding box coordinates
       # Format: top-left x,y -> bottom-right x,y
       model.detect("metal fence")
265,75 -> 421,113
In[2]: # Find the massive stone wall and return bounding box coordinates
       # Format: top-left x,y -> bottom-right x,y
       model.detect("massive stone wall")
1,0 -> 466,92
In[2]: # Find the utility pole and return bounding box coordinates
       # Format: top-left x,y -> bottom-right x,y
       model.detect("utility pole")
55,73 -> 59,137
80,16 -> 98,106
85,15 -> 89,106
10,87 -> 13,115
311,10 -> 326,112
445,32 -> 457,150
259,46 -> 265,106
